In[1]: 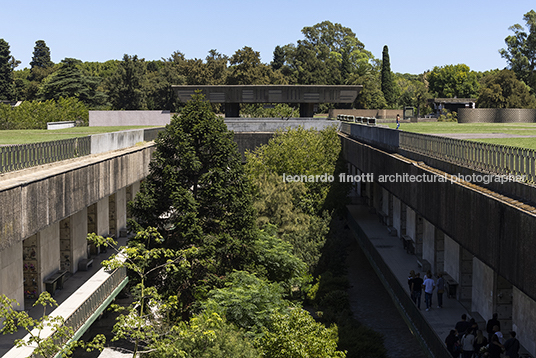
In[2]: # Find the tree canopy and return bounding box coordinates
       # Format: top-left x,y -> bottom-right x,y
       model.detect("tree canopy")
477,69 -> 536,108
0,39 -> 14,100
427,64 -> 480,98
500,10 -> 536,94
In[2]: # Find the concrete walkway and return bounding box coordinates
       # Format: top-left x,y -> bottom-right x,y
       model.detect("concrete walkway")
347,204 -> 532,357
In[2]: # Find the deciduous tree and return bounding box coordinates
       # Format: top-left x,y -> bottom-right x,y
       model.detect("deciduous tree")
427,64 -> 480,98
500,10 -> 536,94
477,69 -> 536,108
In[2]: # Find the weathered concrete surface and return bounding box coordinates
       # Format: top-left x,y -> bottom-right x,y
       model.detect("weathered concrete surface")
341,133 -> 536,304
0,143 -> 155,252
89,110 -> 171,127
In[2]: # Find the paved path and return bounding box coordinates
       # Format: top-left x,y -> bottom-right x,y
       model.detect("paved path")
347,204 -> 474,356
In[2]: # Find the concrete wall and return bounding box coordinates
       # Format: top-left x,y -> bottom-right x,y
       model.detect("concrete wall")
72,208 -> 88,272
89,110 -> 171,127
341,134 -> 536,303
225,119 -> 341,132
406,207 -> 416,242
0,242 -> 23,305
513,287 -> 536,356
472,258 -> 495,321
39,223 -> 60,285
0,143 -> 154,252
458,108 -> 536,123
393,196 -> 401,238
91,130 -> 145,154
422,219 -> 435,270
329,108 -> 402,119
443,236 -> 460,287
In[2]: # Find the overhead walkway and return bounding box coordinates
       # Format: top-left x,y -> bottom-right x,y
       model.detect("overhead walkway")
0,237 -> 128,357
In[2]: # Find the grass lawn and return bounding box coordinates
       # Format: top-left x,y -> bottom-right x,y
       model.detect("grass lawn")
0,126 -> 161,145
384,122 -> 536,150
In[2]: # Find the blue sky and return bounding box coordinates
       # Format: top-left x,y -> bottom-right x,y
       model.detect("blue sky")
1,0 -> 534,74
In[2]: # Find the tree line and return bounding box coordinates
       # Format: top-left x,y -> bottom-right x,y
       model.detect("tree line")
0,14 -> 535,118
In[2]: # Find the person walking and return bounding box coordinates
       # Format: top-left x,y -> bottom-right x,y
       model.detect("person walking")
504,331 -> 520,358
423,274 -> 435,311
412,272 -> 424,309
460,329 -> 475,358
436,272 -> 445,308
488,334 -> 504,358
396,114 -> 400,129
445,329 -> 461,358
455,314 -> 471,336
473,330 -> 488,358
486,313 -> 500,342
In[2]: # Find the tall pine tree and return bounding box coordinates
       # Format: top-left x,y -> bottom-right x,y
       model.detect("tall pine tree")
381,45 -> 397,107
30,40 -> 53,69
129,92 -> 257,317
0,39 -> 14,100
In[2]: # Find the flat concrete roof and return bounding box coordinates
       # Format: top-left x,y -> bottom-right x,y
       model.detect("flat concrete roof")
172,85 -> 362,104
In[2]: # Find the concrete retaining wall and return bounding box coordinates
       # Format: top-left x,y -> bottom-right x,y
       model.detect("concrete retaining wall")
0,144 -> 155,252
89,110 -> 171,126
91,129 -> 145,154
224,119 -> 340,132
329,108 -> 402,119
458,108 -> 536,123
341,134 -> 536,303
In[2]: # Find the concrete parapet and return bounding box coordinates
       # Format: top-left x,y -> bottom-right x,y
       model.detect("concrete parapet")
89,110 -> 171,127
458,108 -> 536,123
224,118 -> 340,132
91,129 -> 145,154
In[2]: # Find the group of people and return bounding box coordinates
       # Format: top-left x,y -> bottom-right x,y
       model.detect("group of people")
407,270 -> 445,311
408,270 -> 521,357
445,313 -> 520,358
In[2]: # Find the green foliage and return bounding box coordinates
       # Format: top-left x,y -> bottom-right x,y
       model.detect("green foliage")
477,69 -> 536,108
239,103 -> 299,118
396,72 -> 432,116
500,10 -> 536,94
0,38 -> 14,100
257,308 -> 346,358
202,271 -> 290,334
0,97 -> 88,129
427,64 -> 480,98
251,226 -> 309,292
380,45 -> 398,107
148,311 -> 260,358
39,58 -> 107,107
0,292 -> 105,357
105,54 -> 147,109
437,109 -> 458,122
30,40 -> 53,70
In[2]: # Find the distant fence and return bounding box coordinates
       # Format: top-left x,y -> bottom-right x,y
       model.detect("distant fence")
0,137 -> 91,174
399,131 -> 536,182
339,123 -> 536,184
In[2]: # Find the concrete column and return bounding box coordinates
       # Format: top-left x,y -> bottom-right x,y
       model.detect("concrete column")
299,103 -> 315,117
513,287 -> 536,357
381,188 -> 389,217
72,208 -> 88,272
109,193 -> 117,238
225,103 -> 240,117
422,218 -> 435,270
372,182 -> 382,212
39,222 -> 61,290
444,235 -> 460,286
434,228 -> 445,274
459,248 -> 474,307
392,196 -> 401,238
88,197 -> 110,255
0,242 -> 23,308
472,258 -> 495,322
115,188 -> 127,236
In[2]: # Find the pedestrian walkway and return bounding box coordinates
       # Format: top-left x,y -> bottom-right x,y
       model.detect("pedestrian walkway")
0,236 -> 128,356
347,204 -> 532,358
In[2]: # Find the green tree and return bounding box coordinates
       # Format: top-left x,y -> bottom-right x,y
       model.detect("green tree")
227,46 -> 276,85
380,45 -> 398,107
38,58 -> 107,107
0,292 -> 104,357
129,92 -> 257,316
0,39 -> 14,100
427,64 -> 480,98
30,40 -> 53,70
106,54 -> 147,109
500,10 -> 536,94
396,73 -> 432,116
258,308 -> 346,358
271,45 -> 285,70
477,69 -> 536,108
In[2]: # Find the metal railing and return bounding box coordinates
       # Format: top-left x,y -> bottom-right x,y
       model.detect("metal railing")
399,132 -> 536,182
0,137 -> 91,174
4,266 -> 128,358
